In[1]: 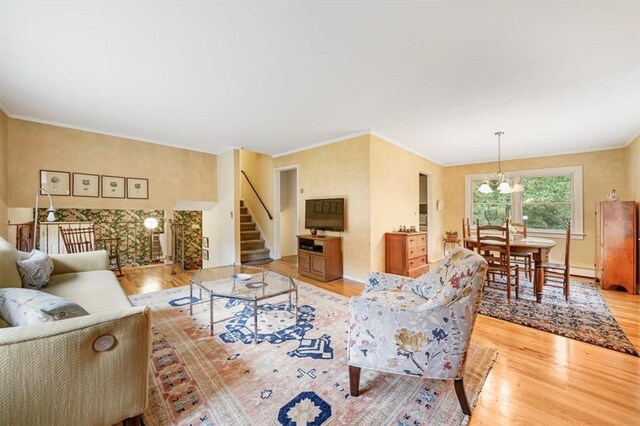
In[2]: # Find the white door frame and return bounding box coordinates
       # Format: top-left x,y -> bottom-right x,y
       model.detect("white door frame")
418,171 -> 434,259
273,165 -> 299,259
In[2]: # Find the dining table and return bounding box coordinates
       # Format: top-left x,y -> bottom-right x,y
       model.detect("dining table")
463,235 -> 557,303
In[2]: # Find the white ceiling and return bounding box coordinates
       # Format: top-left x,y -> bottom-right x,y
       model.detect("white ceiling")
1,2 -> 639,165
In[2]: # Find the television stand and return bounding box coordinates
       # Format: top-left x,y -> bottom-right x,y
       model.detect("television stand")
297,235 -> 343,282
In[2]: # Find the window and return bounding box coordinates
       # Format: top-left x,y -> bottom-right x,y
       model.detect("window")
465,166 -> 583,236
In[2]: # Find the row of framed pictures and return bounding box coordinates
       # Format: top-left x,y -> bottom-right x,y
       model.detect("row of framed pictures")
40,170 -> 149,199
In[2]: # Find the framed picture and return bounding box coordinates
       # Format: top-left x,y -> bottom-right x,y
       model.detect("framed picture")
72,172 -> 99,197
40,170 -> 70,196
203,237 -> 209,248
202,249 -> 209,261
126,177 -> 149,199
101,175 -> 126,198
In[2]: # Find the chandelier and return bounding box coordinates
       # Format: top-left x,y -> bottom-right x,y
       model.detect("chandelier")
477,131 -> 523,194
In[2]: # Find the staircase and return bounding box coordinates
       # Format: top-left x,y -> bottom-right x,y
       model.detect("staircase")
240,200 -> 272,264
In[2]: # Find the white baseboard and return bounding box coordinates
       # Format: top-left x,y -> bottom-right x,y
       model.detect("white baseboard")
570,266 -> 595,278
342,274 -> 366,284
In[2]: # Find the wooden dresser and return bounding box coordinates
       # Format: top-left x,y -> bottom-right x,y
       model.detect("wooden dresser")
385,232 -> 429,278
297,235 -> 343,282
595,201 -> 637,294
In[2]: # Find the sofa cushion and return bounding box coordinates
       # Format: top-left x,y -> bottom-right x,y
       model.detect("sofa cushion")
44,270 -> 132,314
16,250 -> 54,289
0,237 -> 22,289
0,288 -> 89,326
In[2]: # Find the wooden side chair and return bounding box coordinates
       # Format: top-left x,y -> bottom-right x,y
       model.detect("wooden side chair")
476,219 -> 519,303
540,221 -> 571,300
59,225 -> 123,277
510,222 -> 532,281
462,218 -> 471,248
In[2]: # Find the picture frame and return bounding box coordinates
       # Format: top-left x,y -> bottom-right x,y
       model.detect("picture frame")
40,170 -> 70,196
202,237 -> 209,248
101,175 -> 126,199
126,177 -> 149,199
72,172 -> 99,197
202,249 -> 209,261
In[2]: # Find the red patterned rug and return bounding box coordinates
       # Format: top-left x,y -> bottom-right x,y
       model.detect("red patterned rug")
479,279 -> 638,356
130,279 -> 497,425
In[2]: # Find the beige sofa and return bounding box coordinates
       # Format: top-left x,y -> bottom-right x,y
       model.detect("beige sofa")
0,237 -> 151,425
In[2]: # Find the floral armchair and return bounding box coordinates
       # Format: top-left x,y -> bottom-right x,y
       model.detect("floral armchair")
348,248 -> 488,415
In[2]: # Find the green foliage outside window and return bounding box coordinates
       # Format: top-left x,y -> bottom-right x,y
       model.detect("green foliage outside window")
471,175 -> 572,230
522,175 -> 572,230
472,180 -> 511,226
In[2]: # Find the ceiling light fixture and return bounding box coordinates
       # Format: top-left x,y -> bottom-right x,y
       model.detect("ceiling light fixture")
477,131 -> 523,194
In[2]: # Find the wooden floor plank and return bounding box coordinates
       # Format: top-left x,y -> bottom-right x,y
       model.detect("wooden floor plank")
118,261 -> 640,424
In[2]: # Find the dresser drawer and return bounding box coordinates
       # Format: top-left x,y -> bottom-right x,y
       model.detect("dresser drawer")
407,244 -> 427,259
407,255 -> 427,271
407,234 -> 427,246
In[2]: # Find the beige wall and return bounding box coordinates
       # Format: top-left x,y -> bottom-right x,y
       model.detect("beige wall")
240,150 -> 275,250
0,111 -> 8,239
369,135 -> 446,271
624,135 -> 640,289
625,135 -> 640,201
7,119 -> 217,211
274,135 -> 371,280
443,149 -> 627,274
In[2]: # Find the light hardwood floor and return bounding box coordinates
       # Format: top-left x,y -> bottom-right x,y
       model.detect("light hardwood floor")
118,261 -> 640,425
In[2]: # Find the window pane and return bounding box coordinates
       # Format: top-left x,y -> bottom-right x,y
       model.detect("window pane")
522,175 -> 572,230
471,179 -> 512,225
523,176 -> 571,203
473,203 -> 511,226
473,180 -> 512,203
523,203 -> 571,230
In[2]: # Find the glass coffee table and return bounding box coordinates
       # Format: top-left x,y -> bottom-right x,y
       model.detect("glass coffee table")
189,265 -> 298,344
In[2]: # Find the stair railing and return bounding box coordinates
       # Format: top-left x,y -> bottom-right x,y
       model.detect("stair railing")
240,170 -> 273,220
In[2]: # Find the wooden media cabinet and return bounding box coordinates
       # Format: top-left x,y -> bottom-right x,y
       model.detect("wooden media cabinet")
297,235 -> 343,282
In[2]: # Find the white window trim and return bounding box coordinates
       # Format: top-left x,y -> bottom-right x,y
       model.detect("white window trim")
464,165 -> 584,239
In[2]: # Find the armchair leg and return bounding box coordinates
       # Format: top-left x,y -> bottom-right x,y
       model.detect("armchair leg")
454,378 -> 472,416
349,365 -> 361,397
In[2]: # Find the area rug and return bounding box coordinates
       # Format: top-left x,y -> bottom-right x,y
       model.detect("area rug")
131,279 -> 497,425
479,278 -> 638,356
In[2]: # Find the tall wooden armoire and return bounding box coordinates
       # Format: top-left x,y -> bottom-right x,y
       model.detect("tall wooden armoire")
595,201 -> 637,294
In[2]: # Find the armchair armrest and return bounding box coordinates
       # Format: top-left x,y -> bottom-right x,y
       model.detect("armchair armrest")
366,271 -> 415,292
49,250 -> 109,275
0,306 -> 151,425
348,293 -> 476,380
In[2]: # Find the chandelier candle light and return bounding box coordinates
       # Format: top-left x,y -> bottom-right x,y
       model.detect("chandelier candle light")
477,131 -> 523,194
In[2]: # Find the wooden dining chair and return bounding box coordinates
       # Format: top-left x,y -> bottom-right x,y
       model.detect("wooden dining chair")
509,222 -> 532,281
540,221 -> 571,300
462,218 -> 472,248
476,219 -> 520,303
59,225 -> 123,277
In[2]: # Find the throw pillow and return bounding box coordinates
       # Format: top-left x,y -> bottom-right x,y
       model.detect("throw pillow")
16,250 -> 54,289
0,288 -> 89,327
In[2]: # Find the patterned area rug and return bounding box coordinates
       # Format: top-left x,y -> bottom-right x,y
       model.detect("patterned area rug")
479,278 -> 638,356
131,279 -> 497,425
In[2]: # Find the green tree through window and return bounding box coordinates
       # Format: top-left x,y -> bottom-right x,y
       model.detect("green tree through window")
472,180 -> 512,226
522,175 -> 572,230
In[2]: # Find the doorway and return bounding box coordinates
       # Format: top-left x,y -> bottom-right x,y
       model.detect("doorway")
274,166 -> 299,262
419,174 -> 428,232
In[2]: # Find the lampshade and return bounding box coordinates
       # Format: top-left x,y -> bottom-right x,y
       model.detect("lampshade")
144,217 -> 159,230
497,180 -> 512,194
45,207 -> 56,222
477,182 -> 493,194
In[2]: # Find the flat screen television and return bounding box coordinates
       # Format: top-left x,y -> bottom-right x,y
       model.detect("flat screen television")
305,198 -> 344,231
